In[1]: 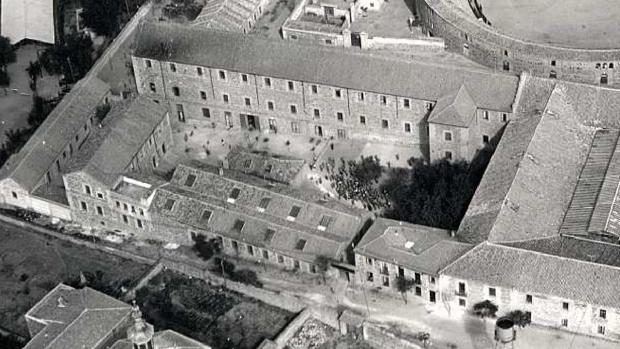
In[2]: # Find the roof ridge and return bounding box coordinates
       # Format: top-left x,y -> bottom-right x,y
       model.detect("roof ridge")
438,241 -> 484,275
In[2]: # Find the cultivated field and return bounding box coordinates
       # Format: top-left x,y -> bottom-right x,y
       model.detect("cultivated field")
0,223 -> 150,336
136,270 -> 295,349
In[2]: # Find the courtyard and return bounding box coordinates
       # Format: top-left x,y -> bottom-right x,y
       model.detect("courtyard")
136,269 -> 295,349
0,220 -> 150,336
349,0 -> 423,39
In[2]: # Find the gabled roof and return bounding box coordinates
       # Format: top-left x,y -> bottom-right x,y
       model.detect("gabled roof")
227,148 -> 305,184
65,97 -> 168,187
24,284 -> 132,349
1,0 -> 55,44
193,0 -> 260,32
0,77 -> 110,192
457,74 -> 620,244
133,21 -> 518,112
149,163 -> 369,263
442,242 -> 620,310
111,330 -> 211,349
355,218 -> 472,275
428,85 -> 477,127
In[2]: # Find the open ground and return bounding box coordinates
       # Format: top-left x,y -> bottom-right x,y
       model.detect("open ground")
479,0 -> 620,49
0,221 -> 150,336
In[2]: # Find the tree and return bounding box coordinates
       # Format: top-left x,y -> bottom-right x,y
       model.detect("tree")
314,255 -> 331,284
193,235 -> 221,261
507,310 -> 531,328
473,300 -> 498,319
28,96 -> 54,128
395,275 -> 415,304
0,35 -> 15,70
81,0 -> 121,36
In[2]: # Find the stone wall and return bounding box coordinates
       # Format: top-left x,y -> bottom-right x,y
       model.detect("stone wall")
417,0 -> 620,86
363,322 -> 423,349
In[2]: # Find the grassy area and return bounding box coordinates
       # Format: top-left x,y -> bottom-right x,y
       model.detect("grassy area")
136,270 -> 295,349
0,223 -> 150,336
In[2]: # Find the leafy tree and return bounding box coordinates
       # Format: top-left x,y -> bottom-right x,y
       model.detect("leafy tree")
230,269 -> 262,288
193,235 -> 221,261
38,33 -> 94,82
0,333 -> 22,349
0,35 -> 15,85
28,96 -> 55,128
473,300 -> 498,319
351,155 -> 382,184
395,275 -> 415,304
81,0 -> 121,36
507,310 -> 531,328
314,255 -> 331,284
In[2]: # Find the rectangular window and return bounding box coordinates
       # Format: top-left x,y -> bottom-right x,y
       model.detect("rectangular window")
336,112 -> 344,122
380,95 -> 387,105
163,199 -> 175,211
561,319 -> 568,327
502,113 -> 508,122
244,97 -> 251,106
562,302 -> 569,310
290,105 -> 297,114
267,101 -> 274,111
311,85 -> 318,94
80,201 -> 87,211
288,81 -> 295,91
172,87 -> 180,96
228,188 -> 241,202
202,108 -> 210,118
600,309 -> 607,319
219,70 -> 226,80
366,272 -> 374,282
403,98 -> 410,108
258,197 -> 271,212
278,255 -> 284,264
415,286 -> 421,296
200,91 -> 207,100
295,239 -> 307,250
262,250 -> 269,259
445,151 -> 453,160
483,111 -> 489,120
459,298 -> 466,307
242,74 -> 248,82
264,77 -> 271,87
149,82 -> 156,93
358,92 -> 365,102
414,273 -> 421,284
313,108 -> 320,118
458,282 -> 466,295
264,228 -> 276,243
526,294 -> 533,304
360,115 -> 366,125
184,174 -> 197,187
137,219 -> 143,229
84,185 -> 91,195
291,122 -> 300,133
334,89 -> 342,98
382,119 -> 389,129
288,205 -> 301,220
337,129 -> 346,139
483,135 -> 489,144
598,325 -> 605,335
318,215 -> 333,231
123,214 -> 129,224
404,123 -> 411,133
488,287 -> 496,297
201,209 -> 212,223
196,67 -> 203,76
222,94 -> 229,103
444,131 -> 453,141
232,219 -> 245,232
96,206 -> 104,216
145,59 -> 152,68
169,63 -> 176,72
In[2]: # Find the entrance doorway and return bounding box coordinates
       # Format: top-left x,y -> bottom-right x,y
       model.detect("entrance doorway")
315,125 -> 323,137
429,290 -> 436,303
247,115 -> 259,130
351,32 -> 361,47
601,73 -> 608,85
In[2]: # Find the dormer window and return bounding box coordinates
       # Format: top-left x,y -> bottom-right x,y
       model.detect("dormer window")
403,98 -> 410,108
228,188 -> 241,203
163,198 -> 175,211
184,174 -> 196,187
200,209 -> 212,224
197,67 -> 203,76
287,205 -> 301,221
219,70 -> 226,80
257,197 -> 271,212
318,215 -> 333,231
295,239 -> 307,250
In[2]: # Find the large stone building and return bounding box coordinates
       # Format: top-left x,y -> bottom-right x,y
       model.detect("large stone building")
23,283 -> 210,349
131,21 -> 518,162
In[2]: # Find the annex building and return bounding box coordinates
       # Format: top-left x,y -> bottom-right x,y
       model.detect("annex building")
131,21 -> 518,163
23,283 -> 210,349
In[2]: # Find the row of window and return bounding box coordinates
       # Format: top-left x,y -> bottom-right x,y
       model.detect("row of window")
228,238 -> 315,272
79,201 -> 145,229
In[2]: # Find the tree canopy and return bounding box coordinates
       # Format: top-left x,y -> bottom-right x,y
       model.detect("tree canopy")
473,300 -> 498,319
81,0 -> 122,36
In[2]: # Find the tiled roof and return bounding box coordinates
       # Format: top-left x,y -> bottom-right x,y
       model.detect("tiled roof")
428,85 -> 477,127
0,77 -> 110,192
227,148 -> 305,184
111,330 -> 210,349
149,163 -> 369,263
193,0 -> 260,32
502,235 -> 620,269
133,21 -> 519,112
457,75 -> 620,244
355,218 -> 472,275
65,97 -> 168,187
442,242 -> 620,310
24,284 -> 132,349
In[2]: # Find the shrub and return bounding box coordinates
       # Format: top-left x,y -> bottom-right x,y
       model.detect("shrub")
473,300 -> 498,319
507,310 -> 531,328
193,235 -> 221,261
230,269 -> 262,288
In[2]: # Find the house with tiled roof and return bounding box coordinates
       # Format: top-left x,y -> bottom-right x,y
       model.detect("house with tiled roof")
193,0 -> 269,33
148,162 -> 371,274
62,97 -> 172,234
131,21 -> 518,162
438,73 -> 620,340
354,218 -> 471,303
23,284 -> 210,349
